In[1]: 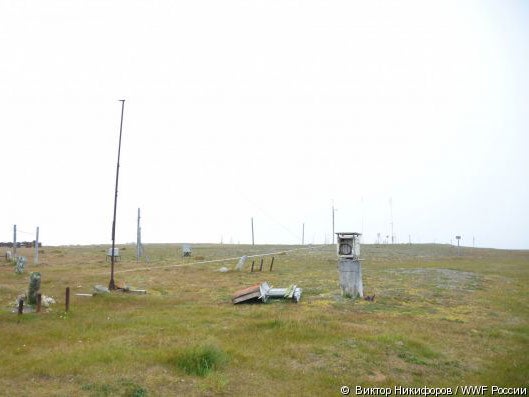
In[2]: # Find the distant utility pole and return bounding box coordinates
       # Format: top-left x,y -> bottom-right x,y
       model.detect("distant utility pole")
13,224 -> 17,257
389,198 -> 394,244
302,222 -> 305,245
136,208 -> 142,262
473,236 -> 475,248
109,99 -> 125,291
456,235 -> 461,256
251,217 -> 254,246
34,226 -> 39,264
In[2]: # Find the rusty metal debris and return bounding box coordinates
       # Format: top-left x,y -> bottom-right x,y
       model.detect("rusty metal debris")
232,282 -> 301,304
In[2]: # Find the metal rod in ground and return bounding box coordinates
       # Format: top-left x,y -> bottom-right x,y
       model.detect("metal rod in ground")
65,287 -> 70,312
36,293 -> 42,313
270,256 -> 274,272
259,258 -> 263,271
251,260 -> 255,272
18,299 -> 23,315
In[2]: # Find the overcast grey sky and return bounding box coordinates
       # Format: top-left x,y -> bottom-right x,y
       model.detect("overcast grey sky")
1,1 -> 528,249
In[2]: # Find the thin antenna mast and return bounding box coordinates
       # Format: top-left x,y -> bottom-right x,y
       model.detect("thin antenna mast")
109,99 -> 125,290
361,196 -> 364,234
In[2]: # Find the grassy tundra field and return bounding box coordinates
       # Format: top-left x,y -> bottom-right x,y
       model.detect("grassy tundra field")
1,243 -> 528,396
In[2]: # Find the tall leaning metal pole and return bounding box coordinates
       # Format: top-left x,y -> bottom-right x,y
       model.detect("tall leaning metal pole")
109,99 -> 125,290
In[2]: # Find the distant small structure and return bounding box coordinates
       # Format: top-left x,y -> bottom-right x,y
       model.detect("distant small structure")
336,232 -> 363,298
456,235 -> 461,256
182,244 -> 192,257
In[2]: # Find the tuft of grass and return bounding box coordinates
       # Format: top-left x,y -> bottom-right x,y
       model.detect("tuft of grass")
168,344 -> 228,377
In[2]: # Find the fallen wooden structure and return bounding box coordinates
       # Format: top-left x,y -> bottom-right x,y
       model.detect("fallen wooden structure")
232,282 -> 301,304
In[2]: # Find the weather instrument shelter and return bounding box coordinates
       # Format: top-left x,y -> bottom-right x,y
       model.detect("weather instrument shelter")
337,232 -> 361,258
106,247 -> 121,262
336,232 -> 363,298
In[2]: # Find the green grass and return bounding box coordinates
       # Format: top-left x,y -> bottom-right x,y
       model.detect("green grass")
0,243 -> 528,395
168,344 -> 228,377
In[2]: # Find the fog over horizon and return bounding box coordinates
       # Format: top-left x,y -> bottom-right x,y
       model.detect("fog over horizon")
1,1 -> 528,250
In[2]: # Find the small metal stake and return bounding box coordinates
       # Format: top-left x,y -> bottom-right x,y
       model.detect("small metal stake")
251,260 -> 255,272
270,256 -> 274,272
18,299 -> 24,315
259,258 -> 263,272
65,287 -> 70,312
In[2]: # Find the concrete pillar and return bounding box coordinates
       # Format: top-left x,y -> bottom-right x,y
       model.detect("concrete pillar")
338,258 -> 363,298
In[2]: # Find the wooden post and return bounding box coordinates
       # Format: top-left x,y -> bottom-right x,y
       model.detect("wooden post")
18,298 -> 23,315
65,287 -> 70,312
250,260 -> 255,272
36,293 -> 42,313
259,258 -> 263,272
269,256 -> 274,272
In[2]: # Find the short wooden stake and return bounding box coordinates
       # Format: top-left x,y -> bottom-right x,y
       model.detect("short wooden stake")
18,299 -> 24,315
36,293 -> 42,313
269,256 -> 274,272
259,258 -> 263,272
65,287 -> 70,312
250,260 -> 255,272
